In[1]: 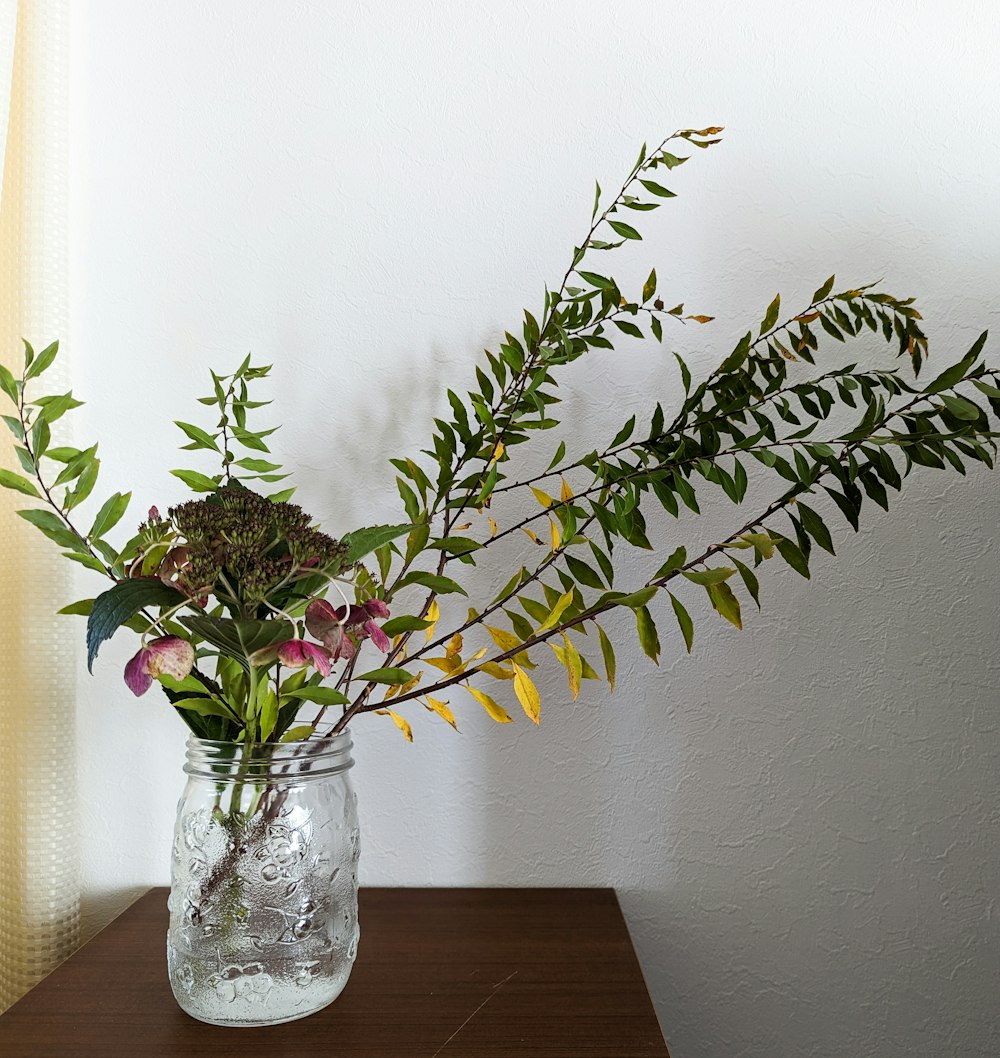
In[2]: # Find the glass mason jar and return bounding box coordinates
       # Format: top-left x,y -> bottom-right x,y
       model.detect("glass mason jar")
166,732 -> 360,1027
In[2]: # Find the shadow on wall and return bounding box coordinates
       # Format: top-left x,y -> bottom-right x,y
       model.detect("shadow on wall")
269,189 -> 1000,1058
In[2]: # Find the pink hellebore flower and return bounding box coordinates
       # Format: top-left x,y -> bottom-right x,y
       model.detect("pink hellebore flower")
305,597 -> 392,659
276,638 -> 333,678
124,635 -> 195,697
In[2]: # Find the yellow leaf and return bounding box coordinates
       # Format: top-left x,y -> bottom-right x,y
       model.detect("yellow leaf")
467,685 -> 512,723
485,624 -> 520,652
685,314 -> 715,324
492,440 -> 505,462
425,599 -> 440,642
740,532 -> 775,560
549,517 -> 561,551
489,516 -> 498,537
387,709 -> 413,742
530,486 -> 553,508
560,477 -> 574,502
424,655 -> 460,674
446,633 -> 464,658
454,521 -> 471,531
512,664 -> 541,724
536,589 -> 575,633
479,661 -> 515,680
424,696 -> 458,731
522,528 -> 542,544
549,634 -> 582,700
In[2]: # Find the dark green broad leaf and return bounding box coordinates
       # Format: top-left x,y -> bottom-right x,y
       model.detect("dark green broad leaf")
565,553 -> 605,590
922,331 -> 987,394
796,502 -> 836,555
342,523 -> 414,565
774,534 -> 811,578
355,667 -> 414,685
380,615 -> 434,636
87,578 -> 187,671
180,615 -> 293,670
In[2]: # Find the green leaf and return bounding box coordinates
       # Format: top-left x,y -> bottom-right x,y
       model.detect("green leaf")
173,697 -> 236,720
170,468 -> 220,493
682,567 -> 736,586
180,616 -> 293,670
577,270 -> 616,291
732,558 -> 760,608
760,293 -> 781,335
0,468 -> 40,497
426,536 -> 483,555
58,598 -> 95,616
259,691 -> 280,740
380,615 -> 434,635
797,502 -> 835,555
280,725 -> 315,743
611,415 -> 636,447
642,268 -> 657,303
608,220 -> 642,241
635,605 -> 660,664
235,457 -> 282,472
175,421 -> 220,451
668,592 -> 694,653
812,275 -> 835,302
774,534 -> 811,578
356,667 -> 414,685
616,585 -> 658,609
708,581 -> 742,629
597,624 -> 616,692
940,394 -> 980,421
0,363 -> 18,403
281,687 -> 350,706
654,545 -> 687,580
63,551 -> 107,574
89,491 -> 131,540
53,444 -> 97,486
565,553 -> 605,590
65,458 -> 100,510
398,571 -> 468,596
638,178 -> 676,198
87,578 -> 187,670
342,523 -> 413,565
922,331 -> 987,394
17,508 -> 81,550
23,340 -> 58,381
33,392 -> 83,423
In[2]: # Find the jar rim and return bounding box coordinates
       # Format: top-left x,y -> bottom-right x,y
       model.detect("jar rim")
183,730 -> 354,782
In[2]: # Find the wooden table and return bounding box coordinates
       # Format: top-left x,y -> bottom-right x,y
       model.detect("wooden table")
0,887 -> 670,1057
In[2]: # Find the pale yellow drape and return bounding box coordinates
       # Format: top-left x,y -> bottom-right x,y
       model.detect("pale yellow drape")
0,0 -> 77,1011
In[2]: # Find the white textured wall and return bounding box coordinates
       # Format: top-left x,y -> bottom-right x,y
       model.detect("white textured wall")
67,3 -> 999,1055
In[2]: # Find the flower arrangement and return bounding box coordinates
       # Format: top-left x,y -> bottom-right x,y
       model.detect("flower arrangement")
3,127 -> 998,748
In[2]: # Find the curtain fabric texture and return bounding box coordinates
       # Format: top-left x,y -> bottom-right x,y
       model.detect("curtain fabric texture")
0,0 -> 77,1011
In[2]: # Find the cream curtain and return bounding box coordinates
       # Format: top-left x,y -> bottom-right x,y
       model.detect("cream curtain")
0,0 -> 77,1011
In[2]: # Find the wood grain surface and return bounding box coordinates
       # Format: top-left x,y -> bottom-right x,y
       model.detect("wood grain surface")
0,887 -> 670,1057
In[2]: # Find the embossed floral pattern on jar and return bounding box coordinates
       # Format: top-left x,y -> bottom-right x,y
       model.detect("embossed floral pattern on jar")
166,733 -> 359,1027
